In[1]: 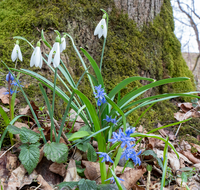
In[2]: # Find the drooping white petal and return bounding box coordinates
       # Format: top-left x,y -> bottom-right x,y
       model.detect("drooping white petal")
39,50 -> 43,69
94,19 -> 102,36
102,19 -> 107,38
94,19 -> 107,39
47,48 -> 54,65
53,43 -> 60,68
30,48 -> 37,67
17,45 -> 23,61
35,47 -> 40,67
60,38 -> 66,53
11,45 -> 18,62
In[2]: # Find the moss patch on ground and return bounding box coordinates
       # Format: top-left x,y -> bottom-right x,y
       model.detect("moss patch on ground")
0,0 -> 197,141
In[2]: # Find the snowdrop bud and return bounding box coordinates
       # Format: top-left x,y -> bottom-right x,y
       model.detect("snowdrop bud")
102,13 -> 106,19
30,41 -> 43,69
37,41 -> 41,47
47,36 -> 61,68
11,40 -> 23,62
55,36 -> 61,43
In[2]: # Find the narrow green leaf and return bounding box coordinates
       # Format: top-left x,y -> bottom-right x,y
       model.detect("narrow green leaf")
19,127 -> 40,143
181,172 -> 188,183
87,143 -> 97,162
43,142 -> 68,163
118,77 -> 190,108
19,144 -> 40,174
41,30 -> 52,49
68,131 -> 91,141
80,48 -> 104,87
131,133 -> 179,159
0,106 -> 10,125
109,168 -> 123,190
108,76 -> 154,99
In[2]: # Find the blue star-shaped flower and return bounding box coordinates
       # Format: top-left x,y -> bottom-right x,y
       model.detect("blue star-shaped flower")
108,128 -> 125,144
125,127 -> 135,137
6,72 -> 14,82
96,152 -> 113,163
103,115 -> 112,122
105,176 -> 124,183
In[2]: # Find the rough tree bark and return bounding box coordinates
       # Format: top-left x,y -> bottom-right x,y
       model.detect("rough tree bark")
114,0 -> 164,26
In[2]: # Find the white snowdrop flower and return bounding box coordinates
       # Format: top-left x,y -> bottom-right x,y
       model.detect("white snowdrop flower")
47,36 -> 61,68
60,36 -> 66,53
11,40 -> 23,62
94,14 -> 107,39
30,41 -> 43,69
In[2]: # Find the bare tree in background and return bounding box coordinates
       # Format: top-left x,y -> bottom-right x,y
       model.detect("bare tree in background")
172,0 -> 200,74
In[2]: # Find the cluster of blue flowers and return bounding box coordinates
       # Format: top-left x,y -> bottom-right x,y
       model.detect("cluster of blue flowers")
94,84 -> 106,106
4,72 -> 23,95
97,127 -> 141,183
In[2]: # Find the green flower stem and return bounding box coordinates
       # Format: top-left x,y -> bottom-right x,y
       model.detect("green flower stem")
100,37 -> 106,72
52,67 -> 57,116
122,159 -> 129,174
8,81 -> 14,146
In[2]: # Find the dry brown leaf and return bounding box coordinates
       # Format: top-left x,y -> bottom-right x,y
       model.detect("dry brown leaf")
19,170 -> 38,189
36,157 -> 63,185
19,101 -> 39,118
149,137 -> 164,148
64,159 -> 81,182
49,163 -> 66,177
178,102 -> 193,113
0,105 -> 9,112
137,125 -> 147,133
132,184 -> 145,190
69,109 -> 84,123
0,94 -> 20,106
0,88 -> 7,99
181,151 -> 200,164
82,160 -> 132,183
178,152 -> 193,164
0,151 -> 9,180
154,149 -> 180,171
37,174 -> 53,190
38,146 -> 44,163
180,140 -> 191,151
120,166 -> 146,189
191,143 -> 200,153
73,149 -> 82,161
7,164 -> 27,189
197,135 -> 200,141
6,152 -> 18,172
14,122 -> 29,141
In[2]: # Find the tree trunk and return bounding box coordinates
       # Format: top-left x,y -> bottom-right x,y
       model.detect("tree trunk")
114,0 -> 164,26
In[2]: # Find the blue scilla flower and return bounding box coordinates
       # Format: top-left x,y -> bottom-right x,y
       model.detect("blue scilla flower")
105,176 -> 124,183
96,152 -> 113,163
130,150 -> 142,166
11,81 -> 24,87
4,89 -> 17,95
121,144 -> 136,160
125,127 -> 135,137
6,72 -> 14,82
121,136 -> 136,148
103,115 -> 112,122
111,117 -> 117,125
94,84 -> 107,106
104,115 -> 117,125
108,128 -> 125,144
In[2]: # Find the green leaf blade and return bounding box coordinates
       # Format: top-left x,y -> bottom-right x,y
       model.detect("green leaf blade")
19,144 -> 40,174
43,142 -> 68,163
